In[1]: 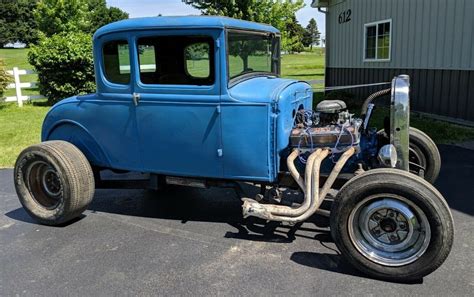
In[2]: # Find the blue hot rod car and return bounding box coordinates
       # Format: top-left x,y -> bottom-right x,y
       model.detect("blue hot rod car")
14,16 -> 453,282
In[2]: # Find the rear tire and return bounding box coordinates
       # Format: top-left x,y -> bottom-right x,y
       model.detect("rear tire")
14,141 -> 95,225
330,168 -> 453,282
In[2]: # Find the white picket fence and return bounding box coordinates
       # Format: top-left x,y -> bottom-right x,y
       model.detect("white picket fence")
4,67 -> 45,107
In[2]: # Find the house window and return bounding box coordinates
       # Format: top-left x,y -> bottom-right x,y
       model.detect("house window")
364,20 -> 391,61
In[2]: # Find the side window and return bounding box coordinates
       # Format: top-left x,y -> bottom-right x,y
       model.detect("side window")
137,36 -> 214,85
103,40 -> 130,84
185,43 -> 210,78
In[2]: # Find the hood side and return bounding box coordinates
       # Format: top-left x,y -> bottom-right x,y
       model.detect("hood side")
227,77 -> 297,103
274,81 -> 313,172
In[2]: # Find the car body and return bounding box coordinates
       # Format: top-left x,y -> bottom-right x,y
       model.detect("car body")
15,16 -> 454,282
41,16 -> 312,183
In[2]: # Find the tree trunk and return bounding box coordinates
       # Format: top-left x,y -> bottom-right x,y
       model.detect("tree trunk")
242,55 -> 249,70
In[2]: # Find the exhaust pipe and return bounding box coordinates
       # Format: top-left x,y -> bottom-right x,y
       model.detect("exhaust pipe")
242,147 -> 355,222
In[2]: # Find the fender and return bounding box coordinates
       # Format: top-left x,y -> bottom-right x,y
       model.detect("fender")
44,119 -> 111,168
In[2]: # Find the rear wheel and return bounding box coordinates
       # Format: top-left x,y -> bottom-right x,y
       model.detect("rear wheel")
330,169 -> 453,282
14,141 -> 95,225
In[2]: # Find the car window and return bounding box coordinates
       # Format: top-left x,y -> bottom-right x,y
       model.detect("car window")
185,43 -> 210,78
227,31 -> 276,80
137,36 -> 214,85
103,40 -> 130,84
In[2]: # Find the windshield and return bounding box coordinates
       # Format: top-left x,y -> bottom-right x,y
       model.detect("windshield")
227,31 -> 280,81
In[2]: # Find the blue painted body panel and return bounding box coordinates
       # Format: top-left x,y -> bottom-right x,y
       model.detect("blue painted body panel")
42,16 -> 314,182
42,94 -> 140,170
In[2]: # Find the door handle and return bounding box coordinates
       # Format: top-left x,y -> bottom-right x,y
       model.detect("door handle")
132,92 -> 140,106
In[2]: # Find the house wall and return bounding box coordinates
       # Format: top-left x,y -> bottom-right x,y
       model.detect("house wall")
324,0 -> 474,122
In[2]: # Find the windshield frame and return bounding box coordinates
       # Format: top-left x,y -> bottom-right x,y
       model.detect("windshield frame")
225,28 -> 281,87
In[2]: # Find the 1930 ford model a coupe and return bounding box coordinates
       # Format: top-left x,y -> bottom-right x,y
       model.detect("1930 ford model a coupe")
14,17 -> 453,282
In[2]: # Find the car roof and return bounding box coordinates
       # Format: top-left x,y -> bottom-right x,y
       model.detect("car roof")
94,16 -> 280,39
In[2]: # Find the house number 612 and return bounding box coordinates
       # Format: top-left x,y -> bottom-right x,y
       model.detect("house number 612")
338,9 -> 352,24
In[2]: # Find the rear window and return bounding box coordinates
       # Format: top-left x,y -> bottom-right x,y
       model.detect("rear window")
103,40 -> 130,84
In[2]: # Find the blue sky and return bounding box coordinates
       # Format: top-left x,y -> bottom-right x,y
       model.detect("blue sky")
106,0 -> 325,36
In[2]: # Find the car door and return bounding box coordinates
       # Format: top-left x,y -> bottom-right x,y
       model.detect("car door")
132,29 -> 223,178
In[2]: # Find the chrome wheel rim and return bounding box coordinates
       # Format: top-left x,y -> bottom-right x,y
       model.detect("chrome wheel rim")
26,161 -> 62,209
348,194 -> 431,266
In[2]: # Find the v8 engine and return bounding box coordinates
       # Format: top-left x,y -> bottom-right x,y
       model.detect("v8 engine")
290,100 -> 362,151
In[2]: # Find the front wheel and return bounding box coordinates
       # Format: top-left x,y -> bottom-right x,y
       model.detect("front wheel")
330,169 -> 453,282
378,127 -> 441,183
408,127 -> 441,183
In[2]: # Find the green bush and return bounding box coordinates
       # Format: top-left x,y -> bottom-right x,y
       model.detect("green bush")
28,32 -> 96,105
0,59 -> 11,98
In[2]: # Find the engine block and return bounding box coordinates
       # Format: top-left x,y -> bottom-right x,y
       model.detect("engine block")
290,125 -> 360,148
290,100 -> 362,150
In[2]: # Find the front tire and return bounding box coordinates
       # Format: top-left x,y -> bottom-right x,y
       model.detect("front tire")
14,141 -> 95,225
378,127 -> 441,183
330,169 -> 453,282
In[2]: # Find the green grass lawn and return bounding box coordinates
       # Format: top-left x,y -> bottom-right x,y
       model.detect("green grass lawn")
0,103 -> 49,168
282,51 -> 325,83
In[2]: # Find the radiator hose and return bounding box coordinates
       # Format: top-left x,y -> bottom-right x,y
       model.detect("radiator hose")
361,88 -> 391,116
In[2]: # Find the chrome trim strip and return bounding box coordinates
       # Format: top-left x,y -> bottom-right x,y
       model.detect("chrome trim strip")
390,75 -> 410,171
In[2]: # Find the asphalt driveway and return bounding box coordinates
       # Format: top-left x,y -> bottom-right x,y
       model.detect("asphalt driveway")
1,144 -> 473,296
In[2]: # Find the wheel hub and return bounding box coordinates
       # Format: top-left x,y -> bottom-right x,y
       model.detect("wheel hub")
42,168 -> 62,197
380,218 -> 397,232
348,195 -> 431,266
368,208 -> 410,245
25,161 -> 63,209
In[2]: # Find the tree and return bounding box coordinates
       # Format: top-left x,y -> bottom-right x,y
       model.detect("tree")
305,18 -> 320,50
183,0 -> 305,51
284,14 -> 305,53
28,32 -> 95,104
34,0 -> 90,37
0,0 -> 39,47
34,0 -> 128,37
88,0 -> 129,34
